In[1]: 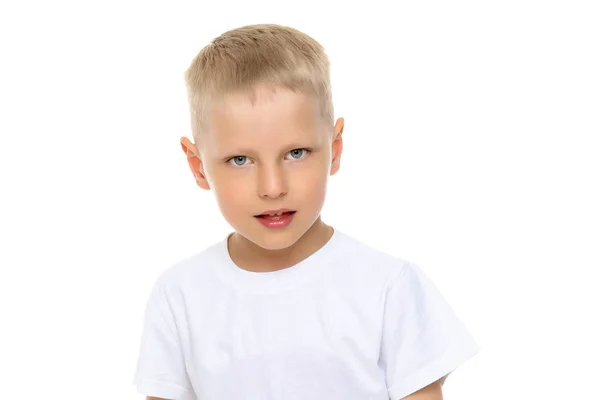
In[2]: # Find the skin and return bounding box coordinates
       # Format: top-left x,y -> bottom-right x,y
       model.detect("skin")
403,377 -> 444,399
180,84 -> 344,272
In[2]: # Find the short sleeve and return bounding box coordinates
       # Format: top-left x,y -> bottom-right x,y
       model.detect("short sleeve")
133,279 -> 194,399
379,262 -> 480,400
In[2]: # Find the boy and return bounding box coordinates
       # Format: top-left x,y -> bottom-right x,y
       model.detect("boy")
133,24 -> 480,400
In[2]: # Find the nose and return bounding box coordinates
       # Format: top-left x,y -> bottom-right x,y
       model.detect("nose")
257,163 -> 288,199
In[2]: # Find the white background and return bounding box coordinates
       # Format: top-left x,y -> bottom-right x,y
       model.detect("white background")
1,0 -> 598,399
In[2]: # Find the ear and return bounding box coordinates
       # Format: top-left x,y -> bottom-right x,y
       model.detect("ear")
180,137 -> 210,190
330,117 -> 344,176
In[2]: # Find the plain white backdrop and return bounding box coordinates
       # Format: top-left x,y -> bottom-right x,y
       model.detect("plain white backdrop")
0,0 -> 598,398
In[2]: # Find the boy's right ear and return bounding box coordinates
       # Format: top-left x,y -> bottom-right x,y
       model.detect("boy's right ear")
180,137 -> 210,191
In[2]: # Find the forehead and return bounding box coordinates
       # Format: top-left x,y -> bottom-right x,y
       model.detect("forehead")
204,86 -> 327,153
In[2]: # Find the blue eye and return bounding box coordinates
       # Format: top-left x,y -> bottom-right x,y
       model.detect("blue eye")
286,149 -> 308,160
229,156 -> 249,166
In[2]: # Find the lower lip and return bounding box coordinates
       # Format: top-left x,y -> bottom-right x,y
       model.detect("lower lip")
255,212 -> 296,229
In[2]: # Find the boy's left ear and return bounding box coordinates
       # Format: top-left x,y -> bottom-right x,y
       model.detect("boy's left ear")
330,117 -> 345,176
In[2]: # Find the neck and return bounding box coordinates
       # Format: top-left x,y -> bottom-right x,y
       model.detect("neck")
228,217 -> 333,273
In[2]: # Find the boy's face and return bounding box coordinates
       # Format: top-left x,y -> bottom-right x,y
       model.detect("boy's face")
181,86 -> 344,251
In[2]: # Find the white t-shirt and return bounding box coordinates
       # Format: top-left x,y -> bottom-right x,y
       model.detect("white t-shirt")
133,229 -> 480,400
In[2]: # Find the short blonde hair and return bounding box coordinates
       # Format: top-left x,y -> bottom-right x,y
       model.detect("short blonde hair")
184,24 -> 333,142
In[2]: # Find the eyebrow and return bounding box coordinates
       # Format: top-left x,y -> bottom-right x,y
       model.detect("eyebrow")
221,143 -> 316,158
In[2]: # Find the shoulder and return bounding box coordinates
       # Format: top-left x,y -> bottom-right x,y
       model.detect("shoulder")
329,230 -> 412,289
152,239 -> 224,293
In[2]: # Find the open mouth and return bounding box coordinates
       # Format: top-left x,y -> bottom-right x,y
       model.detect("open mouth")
255,211 -> 296,220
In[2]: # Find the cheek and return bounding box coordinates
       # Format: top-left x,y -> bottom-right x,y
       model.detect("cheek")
300,169 -> 327,190
209,171 -> 249,215
293,159 -> 329,197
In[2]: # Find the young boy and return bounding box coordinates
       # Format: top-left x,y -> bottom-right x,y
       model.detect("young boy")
133,24 -> 480,400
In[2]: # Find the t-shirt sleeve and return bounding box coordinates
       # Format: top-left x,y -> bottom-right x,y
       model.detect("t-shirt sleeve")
380,261 -> 480,400
133,278 -> 194,400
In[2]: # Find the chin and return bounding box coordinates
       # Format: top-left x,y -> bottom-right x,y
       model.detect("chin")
253,231 -> 302,251
236,225 -> 306,251
229,211 -> 323,251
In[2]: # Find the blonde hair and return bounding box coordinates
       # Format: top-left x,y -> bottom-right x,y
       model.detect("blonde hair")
184,24 -> 333,142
